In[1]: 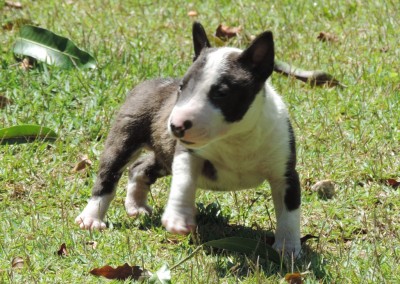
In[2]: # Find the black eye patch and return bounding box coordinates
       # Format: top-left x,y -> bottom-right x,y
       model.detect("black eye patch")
209,84 -> 230,100
207,75 -> 262,123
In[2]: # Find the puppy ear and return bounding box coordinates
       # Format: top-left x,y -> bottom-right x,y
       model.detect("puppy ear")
239,31 -> 274,81
192,22 -> 211,61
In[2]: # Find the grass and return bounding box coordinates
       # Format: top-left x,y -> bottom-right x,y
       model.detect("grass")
1,0 -> 399,283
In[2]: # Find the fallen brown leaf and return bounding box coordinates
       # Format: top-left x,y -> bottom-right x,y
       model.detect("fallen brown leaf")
90,263 -> 146,281
387,178 -> 400,189
285,272 -> 303,284
11,257 -> 25,269
317,31 -> 338,42
380,46 -> 390,53
19,57 -> 34,71
10,183 -> 26,199
0,95 -> 12,108
5,1 -> 23,9
215,24 -> 241,40
73,155 -> 93,172
2,22 -> 14,31
274,60 -> 345,88
311,180 -> 336,199
57,243 -> 68,256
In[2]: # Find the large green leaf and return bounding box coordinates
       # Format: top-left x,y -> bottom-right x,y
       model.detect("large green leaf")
204,237 -> 281,264
13,25 -> 97,69
0,125 -> 57,145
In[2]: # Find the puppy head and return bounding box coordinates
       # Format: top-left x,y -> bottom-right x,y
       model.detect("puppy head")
168,23 -> 275,149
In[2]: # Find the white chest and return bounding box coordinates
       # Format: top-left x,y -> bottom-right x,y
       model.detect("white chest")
196,117 -> 290,191
174,83 -> 293,191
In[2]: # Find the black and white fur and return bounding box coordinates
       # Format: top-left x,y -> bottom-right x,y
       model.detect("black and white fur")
76,23 -> 301,256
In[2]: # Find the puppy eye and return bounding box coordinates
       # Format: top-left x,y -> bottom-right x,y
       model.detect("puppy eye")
210,89 -> 229,99
209,84 -> 230,100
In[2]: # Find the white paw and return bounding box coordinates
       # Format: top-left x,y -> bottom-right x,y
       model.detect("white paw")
273,208 -> 301,258
125,202 -> 153,217
161,206 -> 196,235
272,239 -> 301,258
75,195 -> 112,230
75,214 -> 107,230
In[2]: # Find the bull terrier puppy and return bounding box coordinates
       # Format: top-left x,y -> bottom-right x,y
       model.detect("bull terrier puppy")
76,22 -> 302,257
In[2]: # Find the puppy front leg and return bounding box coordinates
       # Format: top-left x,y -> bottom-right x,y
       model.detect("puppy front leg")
270,168 -> 301,258
162,150 -> 202,235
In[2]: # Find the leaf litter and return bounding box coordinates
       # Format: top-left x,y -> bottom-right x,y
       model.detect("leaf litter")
73,154 -> 93,172
317,31 -> 338,42
283,272 -> 307,284
11,257 -> 25,269
215,24 -> 241,40
0,95 -> 12,108
213,23 -> 344,87
56,243 -> 68,257
89,263 -> 150,281
387,178 -> 400,189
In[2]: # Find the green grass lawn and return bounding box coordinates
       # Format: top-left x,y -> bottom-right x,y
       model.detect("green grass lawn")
1,0 -> 399,283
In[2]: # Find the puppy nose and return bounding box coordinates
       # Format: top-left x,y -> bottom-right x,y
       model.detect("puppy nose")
170,120 -> 193,138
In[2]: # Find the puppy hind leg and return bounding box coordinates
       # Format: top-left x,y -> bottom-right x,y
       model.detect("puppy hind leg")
125,153 -> 167,217
76,116 -> 145,230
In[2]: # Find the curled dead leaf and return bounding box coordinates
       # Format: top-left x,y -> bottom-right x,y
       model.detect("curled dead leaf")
284,272 -> 303,284
11,257 -> 25,269
2,22 -> 14,31
215,24 -> 241,40
90,263 -> 148,281
5,1 -> 23,9
10,183 -> 26,199
309,71 -> 345,88
73,155 -> 93,172
317,32 -> 338,42
57,243 -> 68,256
311,180 -> 336,199
274,60 -> 345,88
387,178 -> 400,189
19,57 -> 34,71
0,95 -> 12,109
380,46 -> 390,53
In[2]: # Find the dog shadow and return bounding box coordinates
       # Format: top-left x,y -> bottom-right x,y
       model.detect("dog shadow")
192,203 -> 329,280
115,202 -> 329,280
